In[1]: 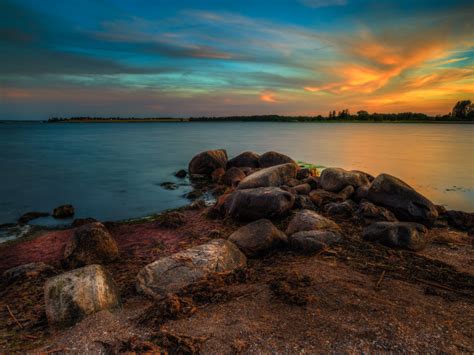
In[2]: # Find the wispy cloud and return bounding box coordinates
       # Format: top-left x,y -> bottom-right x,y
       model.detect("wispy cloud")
299,0 -> 347,8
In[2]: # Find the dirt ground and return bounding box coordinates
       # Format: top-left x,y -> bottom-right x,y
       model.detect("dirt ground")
0,207 -> 473,353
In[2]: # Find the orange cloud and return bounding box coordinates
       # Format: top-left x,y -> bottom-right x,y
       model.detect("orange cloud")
260,91 -> 280,103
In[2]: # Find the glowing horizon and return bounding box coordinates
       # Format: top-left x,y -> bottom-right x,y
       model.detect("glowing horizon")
1,0 -> 473,119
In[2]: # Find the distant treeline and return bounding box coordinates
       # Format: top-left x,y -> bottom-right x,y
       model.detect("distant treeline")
47,100 -> 474,123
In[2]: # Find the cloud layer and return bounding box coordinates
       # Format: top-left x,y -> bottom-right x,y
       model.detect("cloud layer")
1,0 -> 473,119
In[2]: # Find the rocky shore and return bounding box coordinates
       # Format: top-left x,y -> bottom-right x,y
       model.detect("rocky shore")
0,149 -> 473,353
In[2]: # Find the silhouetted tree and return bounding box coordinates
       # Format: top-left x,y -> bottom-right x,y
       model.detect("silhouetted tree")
451,100 -> 473,119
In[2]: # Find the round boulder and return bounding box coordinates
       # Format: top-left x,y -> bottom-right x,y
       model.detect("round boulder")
44,264 -> 121,328
258,151 -> 297,168
363,221 -> 428,251
228,219 -> 287,257
53,204 -> 75,219
237,163 -> 297,190
367,173 -> 438,226
225,187 -> 295,221
320,168 -> 370,192
222,167 -> 246,187
188,149 -> 228,176
136,239 -> 246,299
227,151 -> 260,168
286,209 -> 340,235
63,222 -> 119,268
289,230 -> 342,254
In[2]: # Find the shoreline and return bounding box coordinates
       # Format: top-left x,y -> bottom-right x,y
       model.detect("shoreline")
1,150 -> 473,352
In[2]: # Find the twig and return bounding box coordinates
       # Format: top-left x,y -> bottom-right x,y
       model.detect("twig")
6,305 -> 23,329
414,278 -> 457,293
375,270 -> 386,289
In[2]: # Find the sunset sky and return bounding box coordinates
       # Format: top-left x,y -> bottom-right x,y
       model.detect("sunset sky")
1,0 -> 473,119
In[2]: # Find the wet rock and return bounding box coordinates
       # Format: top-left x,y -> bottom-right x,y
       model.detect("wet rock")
184,189 -> 203,200
227,151 -> 260,168
324,200 -> 357,218
367,174 -> 438,226
63,222 -> 119,268
354,185 -> 370,202
225,187 -> 295,221
352,170 -> 375,182
228,219 -> 287,257
207,193 -> 232,219
52,204 -> 75,219
356,201 -> 397,224
175,169 -> 187,178
71,217 -> 98,228
363,221 -> 428,251
287,178 -> 302,187
188,199 -> 206,210
18,211 -> 49,224
211,168 -> 225,183
237,163 -> 297,190
303,176 -> 319,190
319,168 -> 370,192
338,185 -> 355,200
445,210 -> 474,231
212,184 -> 228,197
286,209 -> 340,235
160,182 -> 178,190
222,167 -> 246,187
289,230 -> 342,254
44,264 -> 121,327
258,151 -> 297,168
188,149 -> 228,176
136,239 -> 246,299
294,183 -> 311,195
309,189 -> 343,207
2,262 -> 55,285
296,168 -> 311,180
294,195 -> 316,210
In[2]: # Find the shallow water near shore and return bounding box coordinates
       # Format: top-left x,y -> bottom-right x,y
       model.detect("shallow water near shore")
0,121 -> 473,233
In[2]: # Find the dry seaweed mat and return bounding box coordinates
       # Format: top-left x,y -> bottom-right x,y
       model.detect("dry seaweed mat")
0,277 -> 50,351
99,330 -> 207,354
138,268 -> 256,328
269,271 -> 316,306
336,238 -> 474,301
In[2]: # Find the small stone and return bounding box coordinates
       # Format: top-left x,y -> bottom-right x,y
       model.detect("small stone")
363,221 -> 428,251
286,209 -> 340,235
229,219 -> 287,257
289,230 -> 342,254
52,204 -> 75,219
175,169 -> 187,178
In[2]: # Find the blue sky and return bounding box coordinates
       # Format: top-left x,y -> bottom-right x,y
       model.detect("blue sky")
1,0 -> 473,119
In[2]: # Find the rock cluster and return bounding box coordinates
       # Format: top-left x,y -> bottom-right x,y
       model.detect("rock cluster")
29,149 -> 471,331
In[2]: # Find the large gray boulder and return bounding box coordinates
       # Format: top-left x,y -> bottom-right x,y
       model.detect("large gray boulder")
225,187 -> 295,220
63,222 -> 119,268
188,149 -> 228,175
363,221 -> 428,251
286,210 -> 340,235
289,230 -> 342,254
259,151 -> 297,168
237,163 -> 297,190
366,174 -> 438,226
227,151 -> 260,168
44,265 -> 121,327
228,219 -> 287,257
320,168 -> 370,192
136,239 -> 246,299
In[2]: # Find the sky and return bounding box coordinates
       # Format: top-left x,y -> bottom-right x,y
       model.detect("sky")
0,0 -> 473,119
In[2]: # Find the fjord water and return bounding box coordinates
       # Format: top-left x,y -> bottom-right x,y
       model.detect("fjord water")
0,121 -> 473,226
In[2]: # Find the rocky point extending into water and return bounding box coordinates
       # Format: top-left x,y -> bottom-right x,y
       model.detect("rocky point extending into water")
0,149 -> 473,353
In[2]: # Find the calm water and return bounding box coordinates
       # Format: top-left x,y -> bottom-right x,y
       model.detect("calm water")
0,122 -> 473,226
